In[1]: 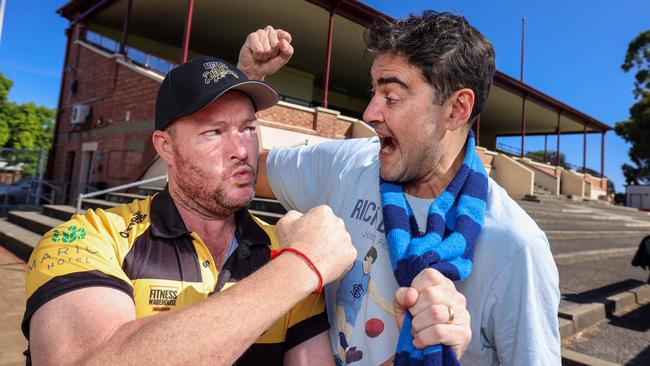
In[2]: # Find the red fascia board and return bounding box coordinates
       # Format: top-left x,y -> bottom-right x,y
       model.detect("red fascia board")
57,0 -> 117,21
305,0 -> 391,26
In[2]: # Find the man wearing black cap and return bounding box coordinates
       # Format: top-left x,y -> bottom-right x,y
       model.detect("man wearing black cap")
23,56 -> 356,365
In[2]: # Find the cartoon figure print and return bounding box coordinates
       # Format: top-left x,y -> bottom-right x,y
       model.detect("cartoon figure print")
333,246 -> 393,365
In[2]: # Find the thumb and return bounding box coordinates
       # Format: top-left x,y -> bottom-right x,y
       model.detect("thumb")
393,287 -> 418,330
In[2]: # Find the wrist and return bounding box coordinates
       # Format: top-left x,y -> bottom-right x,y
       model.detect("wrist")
236,63 -> 265,81
271,248 -> 323,294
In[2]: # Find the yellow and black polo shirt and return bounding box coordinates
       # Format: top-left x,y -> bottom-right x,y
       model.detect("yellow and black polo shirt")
23,187 -> 328,365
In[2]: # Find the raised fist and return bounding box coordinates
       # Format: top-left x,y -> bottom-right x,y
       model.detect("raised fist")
276,206 -> 356,285
237,26 -> 294,81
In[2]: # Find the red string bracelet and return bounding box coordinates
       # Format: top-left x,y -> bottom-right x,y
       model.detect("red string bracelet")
271,248 -> 323,294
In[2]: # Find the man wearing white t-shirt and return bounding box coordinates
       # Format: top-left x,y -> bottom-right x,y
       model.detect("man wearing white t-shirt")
240,11 -> 560,366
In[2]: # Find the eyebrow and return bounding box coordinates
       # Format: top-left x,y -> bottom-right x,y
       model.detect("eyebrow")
205,116 -> 256,127
376,76 -> 409,90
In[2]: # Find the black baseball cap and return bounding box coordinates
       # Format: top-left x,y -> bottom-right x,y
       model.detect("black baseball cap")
155,56 -> 278,130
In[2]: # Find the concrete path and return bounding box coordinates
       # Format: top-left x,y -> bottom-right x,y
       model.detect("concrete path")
0,246 -> 26,366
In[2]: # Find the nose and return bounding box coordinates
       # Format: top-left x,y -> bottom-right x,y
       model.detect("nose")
226,132 -> 248,161
363,97 -> 383,128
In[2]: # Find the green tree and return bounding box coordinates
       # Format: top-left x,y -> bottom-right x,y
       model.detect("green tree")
0,72 -> 56,177
0,73 -> 13,146
524,150 -> 567,166
615,30 -> 650,185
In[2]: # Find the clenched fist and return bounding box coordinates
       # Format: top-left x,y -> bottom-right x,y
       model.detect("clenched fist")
276,206 -> 356,286
238,25 -> 294,81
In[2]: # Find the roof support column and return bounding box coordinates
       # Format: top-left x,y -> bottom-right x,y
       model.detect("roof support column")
601,131 -> 606,177
556,110 -> 561,166
118,0 -> 132,55
181,0 -> 195,64
543,134 -> 548,162
322,9 -> 335,108
583,123 -> 587,174
520,95 -> 527,157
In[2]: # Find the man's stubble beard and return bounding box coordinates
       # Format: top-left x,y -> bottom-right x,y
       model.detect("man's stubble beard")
381,131 -> 444,185
171,145 -> 256,219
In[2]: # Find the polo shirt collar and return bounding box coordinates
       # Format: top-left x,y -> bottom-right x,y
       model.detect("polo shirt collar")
150,186 -> 271,250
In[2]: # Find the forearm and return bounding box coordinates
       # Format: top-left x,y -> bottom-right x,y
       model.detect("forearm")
81,254 -> 318,366
255,149 -> 275,198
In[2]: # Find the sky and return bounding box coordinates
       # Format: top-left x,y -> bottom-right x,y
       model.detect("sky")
0,0 -> 649,193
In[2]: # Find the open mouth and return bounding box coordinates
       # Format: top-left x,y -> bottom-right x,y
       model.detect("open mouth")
379,136 -> 397,156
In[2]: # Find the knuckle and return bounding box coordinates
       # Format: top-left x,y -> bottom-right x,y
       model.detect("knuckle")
431,324 -> 445,340
457,293 -> 467,307
422,287 -> 436,302
429,305 -> 442,320
423,268 -> 436,281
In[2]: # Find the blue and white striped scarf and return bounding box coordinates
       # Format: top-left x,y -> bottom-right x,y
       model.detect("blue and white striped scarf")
380,130 -> 488,366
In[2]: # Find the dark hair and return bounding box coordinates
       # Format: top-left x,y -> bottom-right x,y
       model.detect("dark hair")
365,246 -> 378,263
365,11 -> 495,122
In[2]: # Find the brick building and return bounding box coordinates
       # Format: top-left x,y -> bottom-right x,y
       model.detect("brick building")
51,0 -> 613,202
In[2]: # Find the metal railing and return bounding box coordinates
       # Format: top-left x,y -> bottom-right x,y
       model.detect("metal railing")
496,142 -> 522,157
76,175 -> 167,213
83,30 -> 178,76
27,179 -> 59,205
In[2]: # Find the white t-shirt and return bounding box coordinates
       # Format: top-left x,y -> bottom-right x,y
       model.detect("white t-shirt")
267,137 -> 561,365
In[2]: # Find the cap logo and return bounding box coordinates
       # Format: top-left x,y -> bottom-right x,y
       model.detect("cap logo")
202,62 -> 239,84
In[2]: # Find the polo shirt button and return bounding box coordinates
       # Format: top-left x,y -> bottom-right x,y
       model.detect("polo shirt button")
202,260 -> 210,268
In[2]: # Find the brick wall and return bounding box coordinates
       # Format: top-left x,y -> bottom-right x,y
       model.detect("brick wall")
258,105 -> 352,139
50,32 -> 163,192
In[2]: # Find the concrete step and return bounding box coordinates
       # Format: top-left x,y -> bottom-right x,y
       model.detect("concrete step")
42,204 -> 77,221
0,218 -> 39,260
559,283 -> 650,341
138,185 -> 163,196
518,202 -> 650,221
549,236 -> 646,256
546,230 -> 649,240
532,213 -> 650,226
82,198 -> 119,211
538,222 -> 650,231
7,211 -> 63,236
248,210 -> 283,224
523,208 -> 647,219
248,197 -> 287,215
553,248 -> 638,265
105,192 -> 147,204
522,194 -> 567,203
558,256 -> 648,300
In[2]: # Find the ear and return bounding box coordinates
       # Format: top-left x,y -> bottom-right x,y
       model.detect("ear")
445,88 -> 475,132
152,130 -> 176,167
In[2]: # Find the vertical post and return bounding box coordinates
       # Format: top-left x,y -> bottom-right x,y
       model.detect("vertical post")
181,0 -> 195,64
520,95 -> 526,157
543,134 -> 548,162
556,110 -> 561,166
601,131 -> 606,177
583,123 -> 587,174
0,0 -> 7,45
475,115 -> 481,146
119,0 -> 133,55
322,10 -> 335,108
520,17 -> 526,82
35,150 -> 47,206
